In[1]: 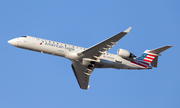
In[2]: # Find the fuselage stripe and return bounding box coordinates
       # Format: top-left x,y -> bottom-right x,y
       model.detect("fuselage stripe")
134,59 -> 149,65
131,61 -> 148,68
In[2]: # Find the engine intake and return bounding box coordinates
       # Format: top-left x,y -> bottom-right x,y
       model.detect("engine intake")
117,49 -> 136,59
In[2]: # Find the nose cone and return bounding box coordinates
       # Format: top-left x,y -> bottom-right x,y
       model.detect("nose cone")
8,39 -> 17,46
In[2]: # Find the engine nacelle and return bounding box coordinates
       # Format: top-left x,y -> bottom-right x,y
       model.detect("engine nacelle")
117,49 -> 136,59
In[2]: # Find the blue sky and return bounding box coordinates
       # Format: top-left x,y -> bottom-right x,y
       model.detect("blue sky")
0,0 -> 179,108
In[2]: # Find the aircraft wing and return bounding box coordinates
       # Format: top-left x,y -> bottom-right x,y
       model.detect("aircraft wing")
72,27 -> 131,89
71,61 -> 94,89
78,27 -> 131,60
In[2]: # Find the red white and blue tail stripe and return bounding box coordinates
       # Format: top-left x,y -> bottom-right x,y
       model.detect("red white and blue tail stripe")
130,52 -> 157,69
130,60 -> 149,68
131,45 -> 172,68
136,53 -> 156,63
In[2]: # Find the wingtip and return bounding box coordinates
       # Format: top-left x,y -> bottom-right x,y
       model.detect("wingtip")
88,85 -> 90,89
166,45 -> 173,47
124,27 -> 132,33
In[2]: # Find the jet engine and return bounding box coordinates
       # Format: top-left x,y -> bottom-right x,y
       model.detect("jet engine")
117,49 -> 136,59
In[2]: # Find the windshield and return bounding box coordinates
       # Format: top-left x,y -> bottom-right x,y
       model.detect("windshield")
21,36 -> 27,38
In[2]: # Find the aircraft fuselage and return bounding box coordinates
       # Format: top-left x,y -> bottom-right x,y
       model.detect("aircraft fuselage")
8,27 -> 172,89
8,36 -> 149,70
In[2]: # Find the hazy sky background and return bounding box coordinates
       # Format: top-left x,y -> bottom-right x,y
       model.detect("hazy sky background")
0,0 -> 179,108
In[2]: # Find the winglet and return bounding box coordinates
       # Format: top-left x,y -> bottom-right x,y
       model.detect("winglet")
124,27 -> 132,33
88,85 -> 90,89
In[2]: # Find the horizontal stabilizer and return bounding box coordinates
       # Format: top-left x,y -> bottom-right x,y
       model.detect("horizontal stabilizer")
149,45 -> 173,54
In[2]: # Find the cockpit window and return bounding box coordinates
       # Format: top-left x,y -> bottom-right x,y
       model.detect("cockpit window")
21,36 -> 27,38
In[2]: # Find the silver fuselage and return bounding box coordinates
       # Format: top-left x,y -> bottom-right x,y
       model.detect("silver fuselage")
8,36 -> 150,70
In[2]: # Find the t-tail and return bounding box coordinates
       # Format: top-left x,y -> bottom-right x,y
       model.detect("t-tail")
136,45 -> 172,68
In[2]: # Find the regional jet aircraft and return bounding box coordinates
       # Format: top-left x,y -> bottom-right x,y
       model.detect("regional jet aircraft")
8,27 -> 172,89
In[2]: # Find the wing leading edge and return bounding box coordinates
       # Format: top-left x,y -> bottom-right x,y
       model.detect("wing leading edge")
77,27 -> 132,61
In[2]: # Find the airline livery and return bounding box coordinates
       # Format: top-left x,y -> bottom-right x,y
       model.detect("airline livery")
8,27 -> 172,89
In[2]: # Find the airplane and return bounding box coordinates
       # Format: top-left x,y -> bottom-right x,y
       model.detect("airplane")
8,27 -> 172,90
